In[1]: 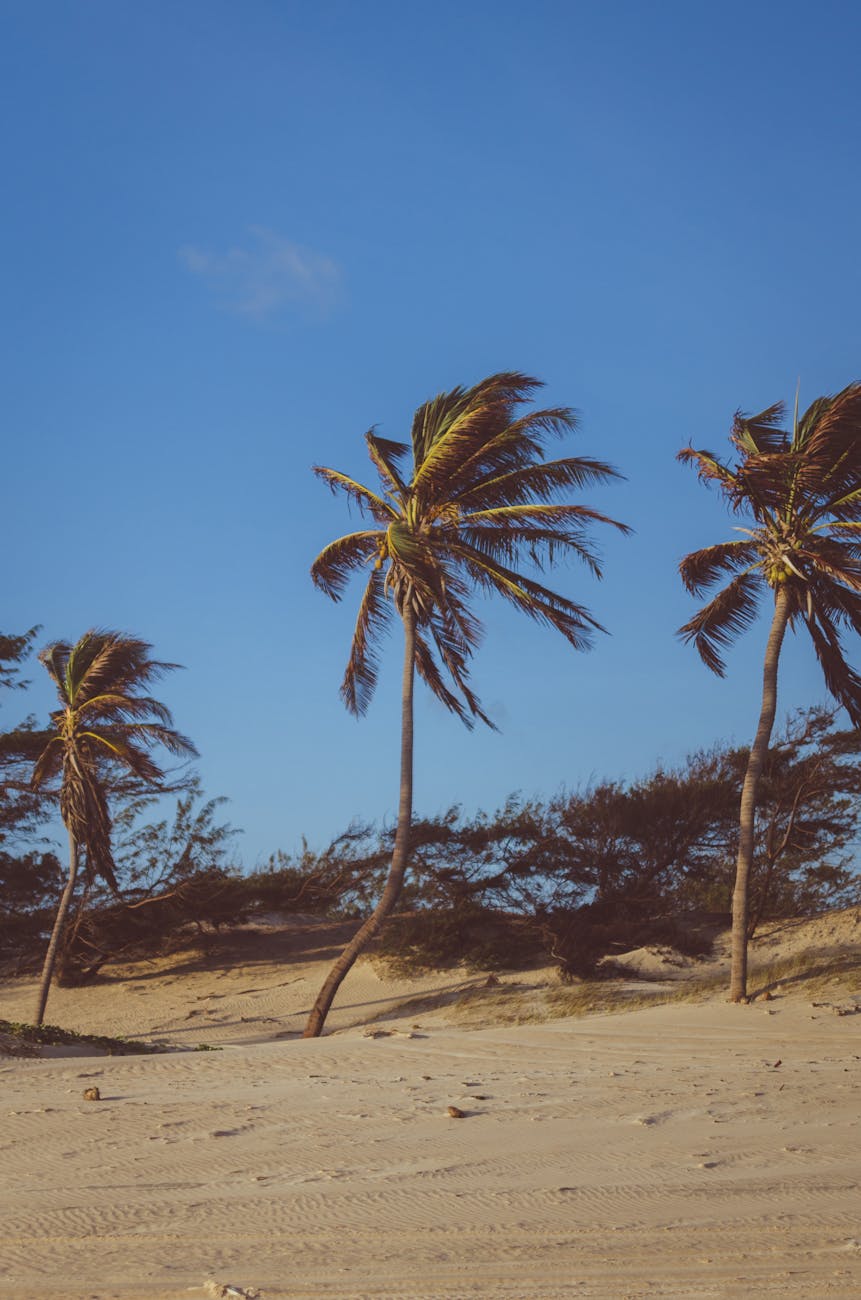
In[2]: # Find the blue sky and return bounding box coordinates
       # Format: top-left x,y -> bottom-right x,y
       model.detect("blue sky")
3,1 -> 861,865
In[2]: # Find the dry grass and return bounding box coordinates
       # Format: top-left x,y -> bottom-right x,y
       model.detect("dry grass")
367,938 -> 861,1029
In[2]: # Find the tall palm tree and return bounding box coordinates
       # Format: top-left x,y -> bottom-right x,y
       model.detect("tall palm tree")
304,372 -> 628,1036
31,630 -> 197,1025
678,383 -> 861,1001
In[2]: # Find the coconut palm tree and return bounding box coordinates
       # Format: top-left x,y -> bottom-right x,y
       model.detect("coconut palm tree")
304,371 -> 628,1036
678,383 -> 861,1000
31,630 -> 197,1025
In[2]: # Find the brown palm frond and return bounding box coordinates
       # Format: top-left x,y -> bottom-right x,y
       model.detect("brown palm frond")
677,572 -> 761,676
676,447 -> 749,508
341,567 -> 392,716
442,408 -> 580,500
311,531 -> 383,600
365,432 -> 410,498
805,571 -> 861,630
458,524 -> 603,577
680,384 -> 861,707
63,631 -> 178,705
679,539 -> 761,596
30,734 -> 64,788
730,402 -> 787,455
33,630 -> 196,893
449,540 -> 603,651
80,731 -> 167,782
74,693 -> 175,724
412,622 -> 493,729
797,383 -> 861,458
312,467 -> 396,523
805,608 -> 861,727
38,643 -> 71,701
455,455 -> 623,512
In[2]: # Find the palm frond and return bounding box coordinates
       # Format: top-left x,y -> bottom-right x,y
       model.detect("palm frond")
730,402 -> 787,455
341,567 -> 391,716
312,466 -> 397,523
449,540 -> 603,651
411,627 -> 475,726
33,630 -> 195,893
311,531 -> 383,600
74,693 -> 175,726
64,631 -> 177,705
457,459 -> 626,510
411,373 -> 547,494
365,431 -> 410,499
316,372 -> 626,725
458,523 -> 603,577
677,573 -> 761,675
805,607 -> 861,727
442,408 -> 581,500
678,539 -> 761,596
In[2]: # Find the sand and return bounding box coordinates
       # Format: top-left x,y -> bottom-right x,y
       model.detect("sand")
1,911 -> 859,1299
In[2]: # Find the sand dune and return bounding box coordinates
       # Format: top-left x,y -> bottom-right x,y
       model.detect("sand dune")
1,910 -> 859,1298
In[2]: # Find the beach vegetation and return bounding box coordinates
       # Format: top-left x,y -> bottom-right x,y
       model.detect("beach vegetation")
28,630 -> 197,1024
678,384 -> 861,1000
303,372 -> 628,1034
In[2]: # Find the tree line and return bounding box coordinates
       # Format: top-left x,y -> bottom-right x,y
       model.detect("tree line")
2,372 -> 861,1032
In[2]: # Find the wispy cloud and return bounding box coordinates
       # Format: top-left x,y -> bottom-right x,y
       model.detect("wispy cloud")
179,226 -> 341,321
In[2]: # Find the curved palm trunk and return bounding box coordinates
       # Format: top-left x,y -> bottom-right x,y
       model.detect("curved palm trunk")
34,825 -> 79,1027
304,610 -> 416,1038
729,585 -> 791,1002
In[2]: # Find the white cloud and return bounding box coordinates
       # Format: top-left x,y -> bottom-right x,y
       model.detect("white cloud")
179,226 -> 341,321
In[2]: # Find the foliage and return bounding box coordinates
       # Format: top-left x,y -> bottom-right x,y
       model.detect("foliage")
53,784 -> 243,983
246,822 -> 388,918
678,383 -> 861,718
0,1018 -> 166,1054
32,630 -> 198,890
313,371 -> 629,724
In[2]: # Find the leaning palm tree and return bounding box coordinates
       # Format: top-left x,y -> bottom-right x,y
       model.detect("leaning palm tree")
31,630 -> 197,1025
678,383 -> 861,1001
304,371 -> 628,1036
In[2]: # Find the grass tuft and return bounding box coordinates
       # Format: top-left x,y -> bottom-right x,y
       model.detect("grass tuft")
0,1019 -> 167,1056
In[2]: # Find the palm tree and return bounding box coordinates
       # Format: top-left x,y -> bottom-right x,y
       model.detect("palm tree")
678,383 -> 861,1001
31,630 -> 197,1025
304,371 -> 628,1036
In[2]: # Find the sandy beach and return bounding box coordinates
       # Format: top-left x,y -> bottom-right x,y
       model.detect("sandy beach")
1,911 -> 859,1299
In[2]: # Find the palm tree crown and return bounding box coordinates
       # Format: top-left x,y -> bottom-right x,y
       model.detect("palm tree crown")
678,382 -> 861,721
32,630 -> 198,890
312,371 -> 630,724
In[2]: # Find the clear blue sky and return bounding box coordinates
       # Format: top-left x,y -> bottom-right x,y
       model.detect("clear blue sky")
4,1 -> 861,865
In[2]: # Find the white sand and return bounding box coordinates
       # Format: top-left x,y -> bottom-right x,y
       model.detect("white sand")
1,911 -> 859,1299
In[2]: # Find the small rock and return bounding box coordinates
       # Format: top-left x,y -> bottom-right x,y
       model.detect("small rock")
447,1105 -> 466,1119
82,1087 -> 101,1102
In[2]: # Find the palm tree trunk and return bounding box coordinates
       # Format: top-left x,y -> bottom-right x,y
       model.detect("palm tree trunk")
34,825 -> 79,1027
303,609 -> 416,1038
729,585 -> 791,1002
